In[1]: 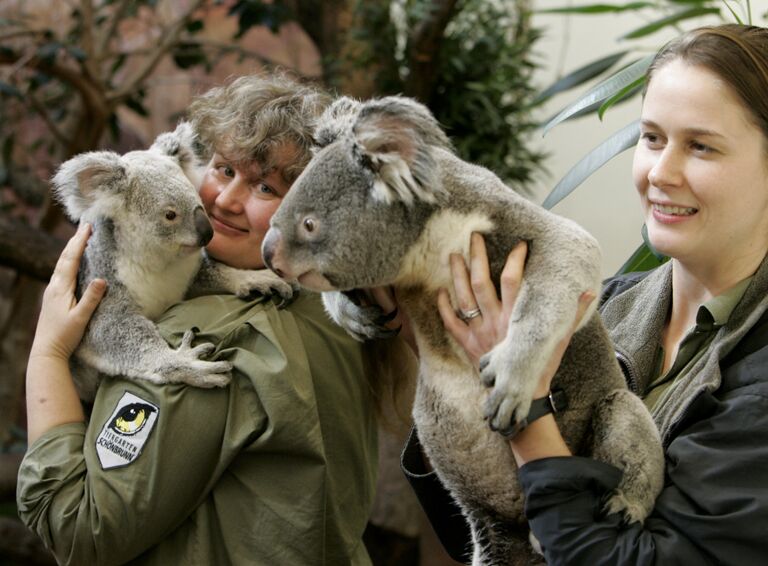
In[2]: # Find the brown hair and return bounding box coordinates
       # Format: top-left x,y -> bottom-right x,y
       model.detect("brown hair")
646,24 -> 768,143
188,72 -> 331,183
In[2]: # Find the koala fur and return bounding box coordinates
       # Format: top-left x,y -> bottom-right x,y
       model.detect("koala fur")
262,96 -> 664,565
53,122 -> 293,401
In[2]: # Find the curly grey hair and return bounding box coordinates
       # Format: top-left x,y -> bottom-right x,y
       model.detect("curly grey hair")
188,72 -> 331,183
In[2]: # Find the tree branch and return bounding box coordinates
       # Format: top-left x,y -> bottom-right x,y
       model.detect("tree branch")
0,48 -> 108,120
0,215 -> 64,281
107,0 -> 206,103
95,0 -> 133,58
404,0 -> 459,102
79,0 -> 102,84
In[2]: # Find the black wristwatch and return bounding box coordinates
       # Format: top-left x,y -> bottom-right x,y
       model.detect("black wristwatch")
497,388 -> 568,438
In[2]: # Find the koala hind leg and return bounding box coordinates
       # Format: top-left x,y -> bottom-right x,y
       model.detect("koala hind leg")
466,509 -> 544,566
589,389 -> 664,524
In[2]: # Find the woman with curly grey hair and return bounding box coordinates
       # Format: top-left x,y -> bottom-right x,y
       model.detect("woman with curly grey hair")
18,73 -> 381,565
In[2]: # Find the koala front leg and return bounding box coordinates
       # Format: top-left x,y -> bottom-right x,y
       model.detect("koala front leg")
322,290 -> 399,341
77,295 -> 232,389
480,271 -> 597,433
190,254 -> 296,305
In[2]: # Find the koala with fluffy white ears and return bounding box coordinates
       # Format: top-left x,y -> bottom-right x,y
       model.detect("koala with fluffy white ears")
262,96 -> 664,565
54,122 -> 294,402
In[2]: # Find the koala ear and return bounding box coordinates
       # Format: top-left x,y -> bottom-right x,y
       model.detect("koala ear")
52,151 -> 126,221
353,96 -> 451,206
314,96 -> 361,149
150,121 -> 206,188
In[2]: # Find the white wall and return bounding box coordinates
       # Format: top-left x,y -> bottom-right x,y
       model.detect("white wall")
528,0 -> 767,277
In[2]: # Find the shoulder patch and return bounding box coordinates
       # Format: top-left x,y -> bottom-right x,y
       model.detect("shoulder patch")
96,391 -> 159,470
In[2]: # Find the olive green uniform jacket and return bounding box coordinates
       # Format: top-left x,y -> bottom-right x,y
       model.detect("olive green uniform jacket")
17,292 -> 378,566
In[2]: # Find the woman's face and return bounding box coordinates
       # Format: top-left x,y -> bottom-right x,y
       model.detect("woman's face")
633,59 -> 768,270
199,146 -> 295,270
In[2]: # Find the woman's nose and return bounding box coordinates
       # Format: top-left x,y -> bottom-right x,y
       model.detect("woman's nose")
215,179 -> 246,213
648,147 -> 683,188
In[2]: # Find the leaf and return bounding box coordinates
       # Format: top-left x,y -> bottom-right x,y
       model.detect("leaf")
619,7 -> 721,40
0,81 -> 22,98
538,2 -> 653,15
597,75 -> 645,119
542,120 -> 640,209
617,241 -> 668,274
541,55 -> 653,135
617,225 -> 667,274
535,51 -> 628,104
36,42 -> 61,64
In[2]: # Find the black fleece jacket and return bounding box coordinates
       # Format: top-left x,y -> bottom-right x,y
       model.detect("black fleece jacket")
402,266 -> 768,565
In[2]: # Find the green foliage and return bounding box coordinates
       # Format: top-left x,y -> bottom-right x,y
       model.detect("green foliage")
425,0 -> 546,188
538,0 -> 752,209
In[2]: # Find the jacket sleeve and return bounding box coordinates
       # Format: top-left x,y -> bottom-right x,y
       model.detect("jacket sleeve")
400,426 -> 473,564
16,375 -> 240,566
519,387 -> 768,566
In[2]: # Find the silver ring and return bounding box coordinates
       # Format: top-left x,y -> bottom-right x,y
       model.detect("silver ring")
458,307 -> 482,322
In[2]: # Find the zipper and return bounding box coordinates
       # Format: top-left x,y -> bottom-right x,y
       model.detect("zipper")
615,350 -> 640,395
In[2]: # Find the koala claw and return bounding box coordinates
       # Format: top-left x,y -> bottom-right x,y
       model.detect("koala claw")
236,274 -> 296,304
157,330 -> 233,388
480,344 -> 537,434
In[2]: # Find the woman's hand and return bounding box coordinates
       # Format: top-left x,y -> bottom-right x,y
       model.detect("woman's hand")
437,232 -> 526,368
29,223 -> 107,361
363,286 -> 417,355
26,223 -> 107,443
437,232 -> 595,395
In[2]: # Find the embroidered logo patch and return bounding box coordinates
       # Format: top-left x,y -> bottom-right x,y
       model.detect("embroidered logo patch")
96,392 -> 159,470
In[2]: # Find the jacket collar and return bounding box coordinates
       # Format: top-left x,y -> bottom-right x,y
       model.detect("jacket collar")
601,255 -> 768,444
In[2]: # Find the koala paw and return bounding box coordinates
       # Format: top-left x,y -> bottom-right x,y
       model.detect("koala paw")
603,490 -> 652,525
478,336 -> 540,435
233,270 -> 297,306
157,330 -> 233,388
322,290 -> 399,341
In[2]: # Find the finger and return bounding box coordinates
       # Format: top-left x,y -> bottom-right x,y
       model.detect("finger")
73,278 -> 107,321
438,287 -> 469,344
468,232 -> 501,321
499,241 -> 527,319
369,286 -> 397,314
52,223 -> 91,287
571,291 -> 596,332
449,253 -> 477,315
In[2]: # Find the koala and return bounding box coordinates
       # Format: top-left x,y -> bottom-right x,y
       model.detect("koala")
261,96 -> 664,565
53,122 -> 293,402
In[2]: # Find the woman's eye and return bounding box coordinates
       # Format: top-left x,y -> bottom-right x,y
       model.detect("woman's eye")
215,164 -> 234,178
641,132 -> 661,146
256,183 -> 275,195
691,141 -> 712,153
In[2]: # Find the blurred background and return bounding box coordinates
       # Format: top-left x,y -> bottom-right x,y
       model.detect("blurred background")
1,1 -> 765,564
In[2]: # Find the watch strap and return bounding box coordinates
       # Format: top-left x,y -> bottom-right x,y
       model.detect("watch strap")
497,388 -> 568,438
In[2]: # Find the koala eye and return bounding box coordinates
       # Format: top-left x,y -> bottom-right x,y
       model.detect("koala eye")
303,217 -> 316,233
165,210 -> 177,221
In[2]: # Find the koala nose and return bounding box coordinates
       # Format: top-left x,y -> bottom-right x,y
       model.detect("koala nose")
262,228 -> 282,276
195,207 -> 213,246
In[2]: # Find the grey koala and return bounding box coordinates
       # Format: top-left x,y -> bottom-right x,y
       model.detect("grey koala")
53,122 -> 293,401
262,96 -> 664,564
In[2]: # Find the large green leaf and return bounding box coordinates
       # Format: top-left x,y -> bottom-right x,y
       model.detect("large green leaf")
541,55 -> 653,135
535,51 -> 628,103
597,75 -> 645,119
538,2 -> 654,15
617,241 -> 668,274
617,225 -> 668,274
619,6 -> 721,40
542,120 -> 640,209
